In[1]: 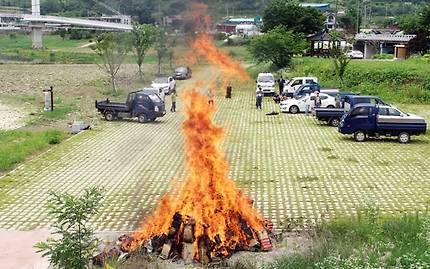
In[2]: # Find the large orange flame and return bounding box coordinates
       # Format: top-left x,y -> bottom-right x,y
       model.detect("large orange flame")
129,2 -> 264,259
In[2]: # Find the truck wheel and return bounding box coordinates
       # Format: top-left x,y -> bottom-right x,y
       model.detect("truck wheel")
289,105 -> 299,114
327,105 -> 335,108
330,118 -> 340,127
398,132 -> 410,144
104,111 -> 115,121
354,130 -> 366,142
138,114 -> 148,123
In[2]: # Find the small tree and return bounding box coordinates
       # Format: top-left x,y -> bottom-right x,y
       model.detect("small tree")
154,29 -> 168,75
35,187 -> 103,269
248,26 -> 308,69
330,31 -> 351,85
92,32 -> 132,93
131,23 -> 158,79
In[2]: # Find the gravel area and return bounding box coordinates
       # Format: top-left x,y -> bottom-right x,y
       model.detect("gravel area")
0,102 -> 25,130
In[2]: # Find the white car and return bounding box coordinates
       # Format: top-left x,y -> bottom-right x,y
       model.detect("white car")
283,76 -> 319,96
151,76 -> 176,95
346,50 -> 364,59
256,73 -> 275,94
280,93 -> 336,114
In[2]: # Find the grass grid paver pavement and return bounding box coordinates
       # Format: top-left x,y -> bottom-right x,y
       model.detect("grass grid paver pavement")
0,76 -> 430,232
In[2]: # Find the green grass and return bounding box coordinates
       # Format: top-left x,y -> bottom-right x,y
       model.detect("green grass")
0,129 -> 66,172
0,33 -> 91,50
290,57 -> 430,104
267,212 -> 430,269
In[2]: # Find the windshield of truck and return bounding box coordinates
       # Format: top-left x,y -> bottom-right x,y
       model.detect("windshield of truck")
258,75 -> 274,83
148,93 -> 162,103
154,77 -> 168,84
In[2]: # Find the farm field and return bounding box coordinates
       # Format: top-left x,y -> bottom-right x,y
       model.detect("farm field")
0,64 -> 430,233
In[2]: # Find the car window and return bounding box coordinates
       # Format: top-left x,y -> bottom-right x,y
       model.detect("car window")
351,107 -> 371,117
388,108 -> 401,116
154,77 -> 168,83
379,107 -> 389,115
291,80 -> 303,86
305,79 -> 314,84
148,93 -> 162,102
258,75 -> 274,83
310,96 -> 316,101
321,95 -> 328,100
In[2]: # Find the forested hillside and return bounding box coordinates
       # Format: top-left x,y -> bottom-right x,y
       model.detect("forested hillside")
2,0 -> 430,23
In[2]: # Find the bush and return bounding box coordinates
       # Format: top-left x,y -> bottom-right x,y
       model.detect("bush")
35,187 -> 103,269
44,130 -> 64,145
372,53 -> 394,59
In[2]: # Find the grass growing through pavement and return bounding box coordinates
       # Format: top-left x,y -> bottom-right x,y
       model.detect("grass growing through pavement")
0,129 -> 66,172
267,210 -> 430,269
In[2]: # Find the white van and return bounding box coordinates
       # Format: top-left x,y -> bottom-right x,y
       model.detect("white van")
256,73 -> 275,94
283,77 -> 318,96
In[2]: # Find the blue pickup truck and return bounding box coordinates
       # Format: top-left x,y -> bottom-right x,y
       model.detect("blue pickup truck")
338,104 -> 427,143
314,95 -> 385,127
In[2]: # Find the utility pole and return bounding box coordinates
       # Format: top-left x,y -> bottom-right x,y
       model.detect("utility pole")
334,0 -> 339,29
356,0 -> 360,34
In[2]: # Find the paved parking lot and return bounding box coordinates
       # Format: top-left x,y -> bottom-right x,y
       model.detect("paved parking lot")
1,82 -> 430,232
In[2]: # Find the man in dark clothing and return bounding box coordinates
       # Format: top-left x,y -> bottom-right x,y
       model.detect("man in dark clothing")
226,84 -> 232,99
256,87 -> 263,109
278,77 -> 286,95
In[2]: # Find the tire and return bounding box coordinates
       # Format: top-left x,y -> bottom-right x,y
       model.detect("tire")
330,118 -> 340,127
354,130 -> 366,142
398,132 -> 410,144
327,105 -> 335,108
150,117 -> 156,122
104,111 -> 114,121
138,114 -> 147,123
289,105 -> 299,114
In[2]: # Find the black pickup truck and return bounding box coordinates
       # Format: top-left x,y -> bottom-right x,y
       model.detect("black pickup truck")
95,91 -> 166,123
314,95 -> 386,127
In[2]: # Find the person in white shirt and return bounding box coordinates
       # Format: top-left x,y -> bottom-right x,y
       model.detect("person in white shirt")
305,93 -> 311,116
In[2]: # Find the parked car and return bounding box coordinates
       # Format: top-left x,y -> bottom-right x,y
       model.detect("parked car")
294,83 -> 340,99
314,95 -> 385,127
283,76 -> 319,96
174,66 -> 192,80
151,76 -> 176,95
256,73 -> 275,94
338,104 -> 427,143
346,50 -> 364,59
280,92 -> 335,114
95,91 -> 166,123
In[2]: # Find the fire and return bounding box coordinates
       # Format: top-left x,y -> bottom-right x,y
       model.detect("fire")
123,2 -> 268,262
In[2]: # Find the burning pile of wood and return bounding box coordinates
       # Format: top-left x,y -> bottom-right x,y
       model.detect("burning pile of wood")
93,212 -> 274,266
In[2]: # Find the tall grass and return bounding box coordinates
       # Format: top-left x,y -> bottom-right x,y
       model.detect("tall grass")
0,130 -> 65,172
266,210 -> 430,269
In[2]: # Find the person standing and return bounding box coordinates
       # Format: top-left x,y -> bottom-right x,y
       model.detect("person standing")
208,88 -> 214,105
335,93 -> 341,108
256,86 -> 263,109
278,76 -> 285,95
315,92 -> 322,108
305,93 -> 311,116
170,90 -> 177,112
226,84 -> 232,99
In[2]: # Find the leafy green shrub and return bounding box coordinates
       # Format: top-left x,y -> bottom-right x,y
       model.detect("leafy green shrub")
44,130 -> 64,145
372,53 -> 394,59
35,187 -> 103,269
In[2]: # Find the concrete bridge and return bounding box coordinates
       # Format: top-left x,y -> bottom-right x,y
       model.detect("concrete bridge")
1,0 -> 132,48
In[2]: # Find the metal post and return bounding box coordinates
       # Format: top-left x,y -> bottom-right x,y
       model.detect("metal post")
50,86 -> 54,111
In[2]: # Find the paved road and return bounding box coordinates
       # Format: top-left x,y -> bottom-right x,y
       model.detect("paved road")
1,65 -> 430,269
